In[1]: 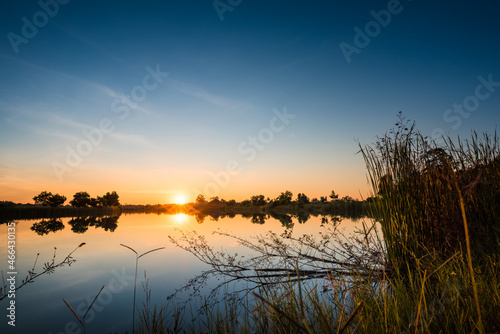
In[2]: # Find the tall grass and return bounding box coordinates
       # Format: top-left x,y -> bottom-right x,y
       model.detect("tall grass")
359,117 -> 499,332
359,120 -> 500,270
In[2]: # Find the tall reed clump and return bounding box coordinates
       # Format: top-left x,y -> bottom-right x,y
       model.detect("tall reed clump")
358,115 -> 500,332
360,116 -> 500,271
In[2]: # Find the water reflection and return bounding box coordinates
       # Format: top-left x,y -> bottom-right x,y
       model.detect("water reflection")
174,213 -> 188,223
0,212 -> 371,334
30,215 -> 120,235
67,215 -> 120,233
30,218 -> 65,235
168,215 -> 383,331
193,211 -> 361,229
271,213 -> 294,229
26,211 -> 363,236
251,214 -> 266,225
195,213 -> 206,224
295,211 -> 310,224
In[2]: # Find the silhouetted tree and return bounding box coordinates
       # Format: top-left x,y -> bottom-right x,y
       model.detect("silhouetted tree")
341,195 -> 354,202
296,193 -> 310,207
89,197 -> 101,208
33,191 -> 66,207
320,196 -> 328,203
209,196 -> 221,205
48,194 -> 67,207
196,194 -> 207,204
101,191 -> 120,207
329,190 -> 339,201
33,191 -> 53,206
70,191 -> 92,207
250,195 -> 267,206
241,199 -> 252,206
275,191 -> 293,205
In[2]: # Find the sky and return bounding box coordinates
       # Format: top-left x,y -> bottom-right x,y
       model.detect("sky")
1,0 -> 499,205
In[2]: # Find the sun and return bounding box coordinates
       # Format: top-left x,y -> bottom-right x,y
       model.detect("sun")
173,194 -> 188,204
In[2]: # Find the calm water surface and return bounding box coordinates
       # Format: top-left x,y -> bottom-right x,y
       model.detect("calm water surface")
0,213 -> 364,333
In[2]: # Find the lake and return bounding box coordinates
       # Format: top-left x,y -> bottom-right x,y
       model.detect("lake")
0,213 -> 366,333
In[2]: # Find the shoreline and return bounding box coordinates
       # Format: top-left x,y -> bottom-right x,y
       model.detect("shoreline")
0,205 -> 121,221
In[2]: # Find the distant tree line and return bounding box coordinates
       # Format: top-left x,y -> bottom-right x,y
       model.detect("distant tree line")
194,189 -> 368,208
32,191 -> 120,208
190,189 -> 373,218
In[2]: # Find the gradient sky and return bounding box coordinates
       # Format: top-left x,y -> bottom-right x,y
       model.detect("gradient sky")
1,0 -> 499,204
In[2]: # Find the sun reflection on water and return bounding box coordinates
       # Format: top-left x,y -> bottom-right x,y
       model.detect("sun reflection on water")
174,213 -> 188,223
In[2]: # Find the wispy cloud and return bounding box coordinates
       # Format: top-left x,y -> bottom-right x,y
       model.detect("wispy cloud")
52,23 -> 137,71
108,132 -> 165,152
93,83 -> 158,116
46,112 -> 96,130
2,105 -> 97,141
0,53 -> 158,117
0,53 -> 100,88
34,129 -> 83,142
166,78 -> 247,111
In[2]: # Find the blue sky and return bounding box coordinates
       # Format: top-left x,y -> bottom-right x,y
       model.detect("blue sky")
1,0 -> 499,204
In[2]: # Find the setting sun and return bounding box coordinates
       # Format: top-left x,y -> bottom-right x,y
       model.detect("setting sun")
173,194 -> 188,204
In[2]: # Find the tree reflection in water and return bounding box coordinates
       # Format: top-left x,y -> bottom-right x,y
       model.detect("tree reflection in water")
30,218 -> 65,235
29,215 -> 121,235
67,215 -> 120,233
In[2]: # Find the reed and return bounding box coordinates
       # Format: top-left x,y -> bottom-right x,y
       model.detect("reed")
120,244 -> 165,334
359,119 -> 500,271
136,274 -> 184,334
358,116 -> 499,332
63,285 -> 105,334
